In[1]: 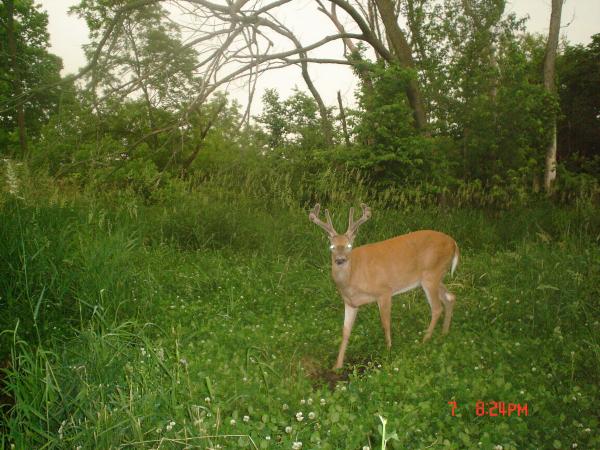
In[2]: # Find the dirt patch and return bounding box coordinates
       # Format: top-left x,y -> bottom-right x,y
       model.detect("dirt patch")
300,355 -> 375,390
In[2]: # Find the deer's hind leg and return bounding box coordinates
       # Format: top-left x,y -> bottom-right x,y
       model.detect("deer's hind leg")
421,280 -> 444,342
439,283 -> 456,335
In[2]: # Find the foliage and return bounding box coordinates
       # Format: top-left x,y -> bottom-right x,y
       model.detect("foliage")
347,60 -> 449,186
258,88 -> 333,152
2,2 -> 600,445
556,34 -> 600,177
1,172 -> 599,449
0,0 -> 63,154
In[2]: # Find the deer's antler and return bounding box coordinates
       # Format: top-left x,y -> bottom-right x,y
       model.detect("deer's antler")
309,203 -> 338,237
346,203 -> 371,238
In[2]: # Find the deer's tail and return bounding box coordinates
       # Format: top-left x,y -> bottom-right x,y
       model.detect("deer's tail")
451,242 -> 460,277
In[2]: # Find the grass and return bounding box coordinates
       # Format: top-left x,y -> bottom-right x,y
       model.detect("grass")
0,172 -> 599,449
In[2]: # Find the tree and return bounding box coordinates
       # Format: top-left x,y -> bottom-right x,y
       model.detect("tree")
543,0 -> 563,192
258,88 -> 333,152
372,0 -> 427,130
556,34 -> 600,177
0,0 -> 62,157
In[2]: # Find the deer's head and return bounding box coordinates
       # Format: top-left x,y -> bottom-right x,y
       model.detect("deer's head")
309,203 -> 371,266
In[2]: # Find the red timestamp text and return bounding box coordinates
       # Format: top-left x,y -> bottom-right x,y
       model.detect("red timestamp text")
447,401 -> 528,417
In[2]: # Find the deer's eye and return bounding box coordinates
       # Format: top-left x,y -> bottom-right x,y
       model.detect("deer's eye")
329,244 -> 335,251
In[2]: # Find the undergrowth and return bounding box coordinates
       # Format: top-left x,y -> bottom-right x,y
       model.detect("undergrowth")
0,169 -> 599,449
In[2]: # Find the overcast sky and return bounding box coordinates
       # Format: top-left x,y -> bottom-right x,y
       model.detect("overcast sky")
40,0 -> 599,111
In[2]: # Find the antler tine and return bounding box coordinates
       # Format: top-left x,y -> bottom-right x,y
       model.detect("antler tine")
310,203 -> 321,218
346,203 -> 371,237
309,203 -> 338,236
347,206 -> 355,229
324,208 -> 334,228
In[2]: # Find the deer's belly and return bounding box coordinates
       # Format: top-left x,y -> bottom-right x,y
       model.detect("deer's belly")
338,286 -> 378,307
338,280 -> 421,308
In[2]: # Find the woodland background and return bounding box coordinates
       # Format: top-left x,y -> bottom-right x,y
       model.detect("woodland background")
0,0 -> 599,448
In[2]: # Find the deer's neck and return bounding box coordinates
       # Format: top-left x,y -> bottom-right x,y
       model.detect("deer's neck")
331,259 -> 351,288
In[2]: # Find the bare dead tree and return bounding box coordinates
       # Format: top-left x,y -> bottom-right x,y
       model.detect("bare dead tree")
543,0 -> 563,193
51,0 -> 439,160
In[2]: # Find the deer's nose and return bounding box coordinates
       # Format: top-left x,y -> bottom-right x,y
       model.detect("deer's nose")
335,257 -> 347,265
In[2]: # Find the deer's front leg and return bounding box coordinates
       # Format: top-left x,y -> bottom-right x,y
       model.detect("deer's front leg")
334,303 -> 358,370
377,295 -> 392,349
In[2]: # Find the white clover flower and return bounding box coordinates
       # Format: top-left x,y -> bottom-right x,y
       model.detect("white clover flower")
300,399 -> 306,405
166,420 -> 176,431
572,443 -> 578,448
363,446 -> 371,450
320,398 -> 326,406
494,445 -> 503,450
307,398 -> 313,405
285,426 -> 292,434
205,397 -> 211,403
243,415 -> 250,422
230,419 -> 236,426
584,428 -> 591,433
179,358 -> 188,366
296,412 -> 304,421
282,403 -> 289,410
292,442 -> 303,450
308,412 -> 316,420
141,347 -> 147,356
265,436 -> 271,441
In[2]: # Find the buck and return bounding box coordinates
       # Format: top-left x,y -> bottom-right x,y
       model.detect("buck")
309,203 -> 459,369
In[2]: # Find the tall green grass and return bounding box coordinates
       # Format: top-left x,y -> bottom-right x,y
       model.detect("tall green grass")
1,167 -> 599,449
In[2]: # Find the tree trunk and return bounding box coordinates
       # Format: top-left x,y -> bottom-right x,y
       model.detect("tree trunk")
543,0 -> 563,193
181,100 -> 226,174
125,24 -> 159,151
337,91 -> 350,146
5,0 -> 28,157
372,0 -> 427,131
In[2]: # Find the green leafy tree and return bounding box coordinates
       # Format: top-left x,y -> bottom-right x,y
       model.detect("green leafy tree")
399,0 -> 556,182
258,88 -> 332,152
351,61 -> 449,186
72,1 -> 199,154
0,0 -> 63,157
557,34 -> 600,177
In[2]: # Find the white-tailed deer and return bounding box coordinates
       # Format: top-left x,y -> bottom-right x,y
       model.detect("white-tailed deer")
309,203 -> 459,369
